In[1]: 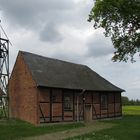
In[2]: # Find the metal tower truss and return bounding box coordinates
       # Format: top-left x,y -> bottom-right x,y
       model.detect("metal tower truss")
0,37 -> 9,118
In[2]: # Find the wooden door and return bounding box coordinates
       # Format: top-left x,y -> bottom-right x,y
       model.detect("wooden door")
84,105 -> 92,122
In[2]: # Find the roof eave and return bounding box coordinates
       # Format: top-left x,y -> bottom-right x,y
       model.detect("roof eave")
37,84 -> 124,93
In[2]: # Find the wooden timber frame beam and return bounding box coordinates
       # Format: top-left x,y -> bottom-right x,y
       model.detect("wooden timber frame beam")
76,89 -> 86,122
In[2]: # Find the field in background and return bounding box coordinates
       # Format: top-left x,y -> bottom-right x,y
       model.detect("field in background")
123,105 -> 140,115
66,106 -> 140,140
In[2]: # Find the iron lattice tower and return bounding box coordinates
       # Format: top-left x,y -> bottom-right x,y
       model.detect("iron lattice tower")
0,24 -> 9,118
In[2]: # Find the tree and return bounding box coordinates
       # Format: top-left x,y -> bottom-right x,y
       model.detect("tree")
88,0 -> 140,62
121,96 -> 140,105
121,96 -> 129,105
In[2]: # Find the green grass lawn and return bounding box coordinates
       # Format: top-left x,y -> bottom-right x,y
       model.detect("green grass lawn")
0,106 -> 140,140
0,120 -> 84,140
66,106 -> 140,140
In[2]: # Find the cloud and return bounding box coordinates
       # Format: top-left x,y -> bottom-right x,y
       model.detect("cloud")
0,0 -> 76,43
0,0 -> 140,100
86,31 -> 115,58
0,0 -> 94,43
39,22 -> 63,42
126,88 -> 140,100
0,0 -> 74,26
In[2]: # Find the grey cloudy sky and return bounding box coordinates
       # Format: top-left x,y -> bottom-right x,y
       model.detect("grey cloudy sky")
0,0 -> 140,99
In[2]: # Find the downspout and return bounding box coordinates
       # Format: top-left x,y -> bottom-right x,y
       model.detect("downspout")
77,89 -> 86,122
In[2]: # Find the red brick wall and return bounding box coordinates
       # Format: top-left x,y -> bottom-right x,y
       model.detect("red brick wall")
9,52 -> 38,124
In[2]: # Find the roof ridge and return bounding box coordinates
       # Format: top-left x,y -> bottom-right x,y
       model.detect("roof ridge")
20,50 -> 87,68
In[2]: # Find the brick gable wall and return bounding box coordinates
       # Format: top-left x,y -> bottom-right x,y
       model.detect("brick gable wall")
9,52 -> 38,124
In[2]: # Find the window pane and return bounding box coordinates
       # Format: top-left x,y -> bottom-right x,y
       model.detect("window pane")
52,95 -> 56,102
101,95 -> 107,110
64,96 -> 72,111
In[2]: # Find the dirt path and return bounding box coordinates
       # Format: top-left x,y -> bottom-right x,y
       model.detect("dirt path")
21,121 -> 113,140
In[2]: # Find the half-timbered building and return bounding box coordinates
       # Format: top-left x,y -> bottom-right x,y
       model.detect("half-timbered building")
9,51 -> 124,124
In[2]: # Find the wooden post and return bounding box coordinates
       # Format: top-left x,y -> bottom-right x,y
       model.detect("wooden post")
77,94 -> 79,122
73,91 -> 75,121
50,89 -> 52,122
76,89 -> 86,122
114,93 -> 116,117
62,90 -> 64,121
120,93 -> 122,116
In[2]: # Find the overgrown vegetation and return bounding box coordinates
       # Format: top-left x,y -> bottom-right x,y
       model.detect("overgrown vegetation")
0,120 -> 84,140
66,106 -> 140,140
0,108 -> 4,118
0,107 -> 8,118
